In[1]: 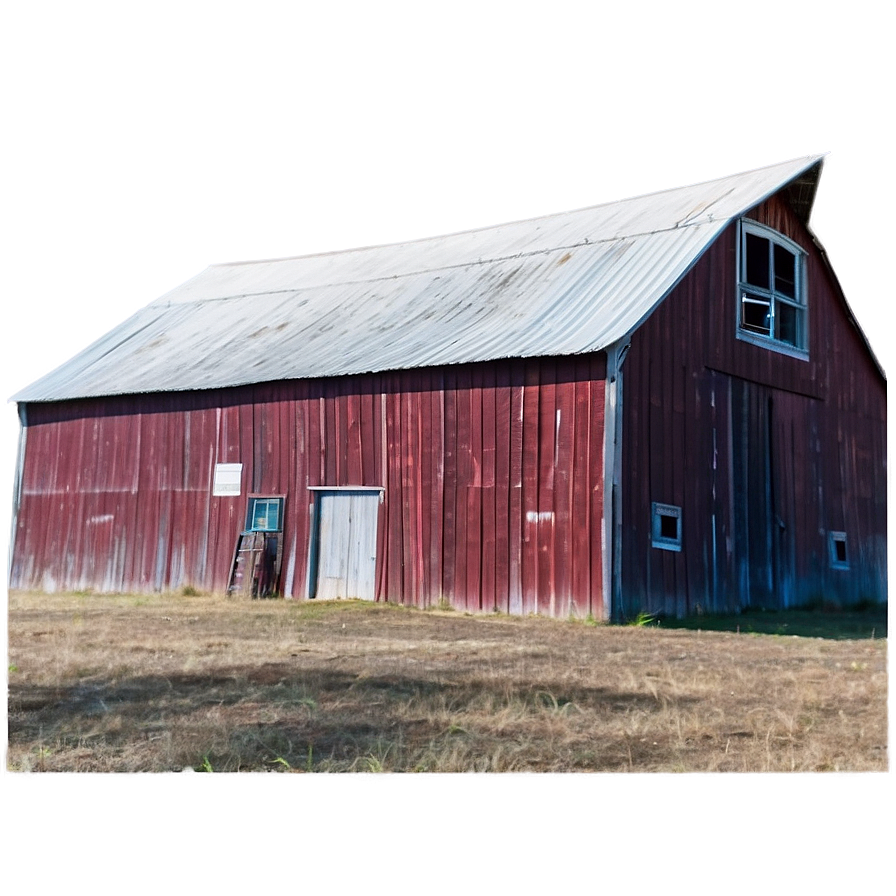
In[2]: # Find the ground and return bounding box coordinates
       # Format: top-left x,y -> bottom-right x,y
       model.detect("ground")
6,591 -> 887,772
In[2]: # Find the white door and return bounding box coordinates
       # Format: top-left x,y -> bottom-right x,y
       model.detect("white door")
314,490 -> 380,600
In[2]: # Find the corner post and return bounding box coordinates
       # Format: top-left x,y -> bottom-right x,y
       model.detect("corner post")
8,403 -> 28,587
602,339 -> 630,622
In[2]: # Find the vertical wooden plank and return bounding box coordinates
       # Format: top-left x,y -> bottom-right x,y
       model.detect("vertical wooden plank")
646,345 -> 668,616
480,364 -> 497,611
354,491 -> 380,600
492,361 -> 511,613
520,359 -> 540,615
335,379 -> 350,485
466,367 -> 484,610
266,384 -> 282,492
508,361 -> 525,615
537,359 -> 557,616
401,388 -> 417,606
51,412 -> 77,589
705,372 -> 721,612
306,390 -> 322,489
417,377 -> 433,605
191,406 -> 216,586
385,380 -> 404,602
359,383 -> 377,486
239,398 -> 256,493
315,491 -> 341,599
209,399 -> 242,592
204,404 -> 222,591
589,354 -> 606,619
287,386 -> 309,598
55,475 -> 74,587
453,366 -> 472,610
553,360 -> 576,617
374,386 -> 388,601
682,348 -> 707,615
624,344 -> 644,617
671,339 -> 688,619
345,387 -> 361,484
275,387 -> 295,596
120,409 -> 144,590
465,485 -> 481,612
429,370 -> 445,606
324,381 -> 338,486
571,359 -> 592,616
441,368 -> 458,606
132,409 -> 157,590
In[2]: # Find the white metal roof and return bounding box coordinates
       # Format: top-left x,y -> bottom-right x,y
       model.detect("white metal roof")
13,155 -> 826,402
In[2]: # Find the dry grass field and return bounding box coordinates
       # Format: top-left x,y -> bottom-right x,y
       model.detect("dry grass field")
6,590 -> 887,772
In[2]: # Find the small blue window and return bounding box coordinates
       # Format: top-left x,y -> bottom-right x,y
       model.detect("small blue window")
829,531 -> 849,570
245,496 -> 284,532
652,502 -> 682,552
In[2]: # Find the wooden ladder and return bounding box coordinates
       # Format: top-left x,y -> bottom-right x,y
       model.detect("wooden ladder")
227,531 -> 283,597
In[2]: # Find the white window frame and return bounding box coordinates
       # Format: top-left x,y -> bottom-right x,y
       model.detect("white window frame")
651,502 -> 682,552
736,219 -> 808,359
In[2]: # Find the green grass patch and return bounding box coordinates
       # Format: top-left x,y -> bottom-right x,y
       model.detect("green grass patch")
655,606 -> 886,640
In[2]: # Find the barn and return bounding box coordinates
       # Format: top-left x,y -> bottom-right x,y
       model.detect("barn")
8,155 -> 887,619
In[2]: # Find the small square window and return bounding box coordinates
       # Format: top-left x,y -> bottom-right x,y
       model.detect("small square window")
829,531 -> 849,569
245,496 -> 285,532
652,503 -> 682,552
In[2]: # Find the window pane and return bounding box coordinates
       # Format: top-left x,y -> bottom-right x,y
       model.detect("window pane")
745,233 -> 769,288
263,502 -> 279,530
247,498 -> 282,531
742,293 -> 771,335
776,302 -> 800,346
660,513 -> 678,540
774,244 -> 796,298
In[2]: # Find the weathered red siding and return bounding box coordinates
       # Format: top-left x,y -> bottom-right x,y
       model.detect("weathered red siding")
12,188 -> 885,620
11,355 -> 608,618
619,194 -> 887,616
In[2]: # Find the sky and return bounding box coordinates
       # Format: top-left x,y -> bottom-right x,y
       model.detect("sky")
1,1 -> 892,888
0,0 -> 896,552
3,3 -> 893,489
2,4 -> 893,400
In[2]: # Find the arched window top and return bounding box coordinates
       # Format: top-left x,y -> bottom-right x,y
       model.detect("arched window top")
737,219 -> 808,358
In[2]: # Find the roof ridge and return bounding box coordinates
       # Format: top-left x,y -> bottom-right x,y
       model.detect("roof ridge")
208,154 -> 826,270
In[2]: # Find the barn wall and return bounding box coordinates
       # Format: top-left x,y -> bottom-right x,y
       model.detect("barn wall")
11,355 -> 607,618
619,193 -> 887,617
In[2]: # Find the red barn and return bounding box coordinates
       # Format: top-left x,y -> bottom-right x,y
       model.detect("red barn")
9,156 -> 886,619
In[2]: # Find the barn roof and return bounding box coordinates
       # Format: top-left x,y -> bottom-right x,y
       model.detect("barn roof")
14,155 -> 827,403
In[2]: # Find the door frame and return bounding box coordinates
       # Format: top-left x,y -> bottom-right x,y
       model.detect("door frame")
306,486 -> 384,600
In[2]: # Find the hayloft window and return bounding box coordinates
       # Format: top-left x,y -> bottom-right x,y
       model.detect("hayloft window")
738,220 -> 807,355
652,503 -> 682,552
829,531 -> 849,570
245,496 -> 284,533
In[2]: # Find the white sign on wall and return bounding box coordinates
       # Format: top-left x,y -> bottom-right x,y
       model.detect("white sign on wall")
213,463 -> 243,496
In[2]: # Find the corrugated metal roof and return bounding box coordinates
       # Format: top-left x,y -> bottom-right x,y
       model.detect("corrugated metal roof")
13,155 -> 825,402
